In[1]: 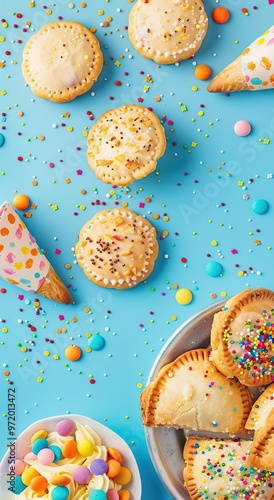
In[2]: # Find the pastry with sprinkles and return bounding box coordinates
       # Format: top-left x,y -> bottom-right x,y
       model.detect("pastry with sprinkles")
246,383 -> 274,431
208,25 -> 274,92
128,0 -> 208,65
0,201 -> 72,304
183,436 -> 274,500
140,348 -> 252,433
22,21 -> 103,102
86,104 -> 166,186
248,408 -> 274,471
210,288 -> 274,387
74,208 -> 158,289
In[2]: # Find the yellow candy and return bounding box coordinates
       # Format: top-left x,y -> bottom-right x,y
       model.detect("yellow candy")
77,439 -> 94,456
21,466 -> 41,486
31,429 -> 48,444
175,288 -> 193,305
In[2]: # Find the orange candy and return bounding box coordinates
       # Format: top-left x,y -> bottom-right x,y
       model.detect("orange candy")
65,344 -> 82,361
62,439 -> 78,458
118,490 -> 130,500
212,6 -> 230,24
51,474 -> 71,486
30,475 -> 48,492
113,466 -> 132,485
107,447 -> 122,462
106,458 -> 121,478
194,64 -> 211,81
21,466 -> 41,486
13,194 -> 30,211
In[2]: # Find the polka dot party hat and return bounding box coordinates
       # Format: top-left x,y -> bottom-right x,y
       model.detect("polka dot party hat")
0,201 -> 72,304
208,24 -> 274,92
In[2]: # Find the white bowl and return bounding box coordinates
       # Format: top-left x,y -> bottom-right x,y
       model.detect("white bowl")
0,413 -> 142,499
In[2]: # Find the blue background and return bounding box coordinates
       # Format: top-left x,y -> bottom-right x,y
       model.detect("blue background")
0,1 -> 274,499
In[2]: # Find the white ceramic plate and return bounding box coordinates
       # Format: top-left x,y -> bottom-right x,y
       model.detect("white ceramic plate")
144,300 -> 225,500
0,413 -> 142,499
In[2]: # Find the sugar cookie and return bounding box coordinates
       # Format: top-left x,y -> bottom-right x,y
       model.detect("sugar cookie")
22,21 -> 103,102
86,104 -> 166,186
128,0 -> 208,65
75,209 -> 158,289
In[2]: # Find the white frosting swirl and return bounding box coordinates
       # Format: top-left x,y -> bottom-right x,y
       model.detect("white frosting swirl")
17,421 -> 122,499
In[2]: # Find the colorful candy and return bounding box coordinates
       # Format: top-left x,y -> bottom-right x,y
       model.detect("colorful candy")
13,418 -> 133,498
64,344 -> 82,361
55,418 -> 75,436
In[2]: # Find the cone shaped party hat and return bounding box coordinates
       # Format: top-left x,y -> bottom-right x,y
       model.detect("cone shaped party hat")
208,25 -> 274,93
0,201 -> 72,304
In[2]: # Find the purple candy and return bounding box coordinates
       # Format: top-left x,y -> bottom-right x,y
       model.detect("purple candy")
73,466 -> 91,484
55,419 -> 75,437
90,458 -> 108,476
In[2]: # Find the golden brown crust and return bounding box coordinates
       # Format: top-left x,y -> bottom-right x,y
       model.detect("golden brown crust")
75,208 -> 158,290
36,265 -> 73,304
210,288 -> 274,386
248,408 -> 274,471
22,21 -> 103,103
86,104 -> 166,186
183,437 -> 274,500
128,0 -> 208,65
141,348 -> 252,433
207,55 -> 249,93
245,383 -> 274,430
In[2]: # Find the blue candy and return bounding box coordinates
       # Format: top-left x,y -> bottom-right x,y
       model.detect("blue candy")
205,261 -> 223,278
51,485 -> 69,500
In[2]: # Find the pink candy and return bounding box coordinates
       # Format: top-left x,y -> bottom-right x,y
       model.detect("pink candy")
73,466 -> 92,484
37,448 -> 55,465
234,120 -> 251,137
107,489 -> 119,500
55,419 -> 75,436
14,459 -> 25,475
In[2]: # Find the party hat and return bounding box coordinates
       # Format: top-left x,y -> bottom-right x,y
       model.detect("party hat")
0,201 -> 72,304
208,25 -> 274,92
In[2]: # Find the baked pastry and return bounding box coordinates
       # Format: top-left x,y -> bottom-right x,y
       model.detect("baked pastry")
208,25 -> 274,92
246,383 -> 274,430
128,0 -> 208,65
22,21 -> 103,102
248,408 -> 274,471
183,437 -> 274,500
74,208 -> 158,289
0,201 -> 72,304
86,104 -> 166,186
210,288 -> 274,386
141,348 -> 252,433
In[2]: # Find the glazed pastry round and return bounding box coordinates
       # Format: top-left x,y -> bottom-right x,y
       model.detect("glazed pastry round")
128,0 -> 208,64
75,209 -> 158,289
22,21 -> 103,102
86,104 -> 166,186
210,288 -> 274,386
